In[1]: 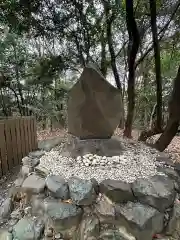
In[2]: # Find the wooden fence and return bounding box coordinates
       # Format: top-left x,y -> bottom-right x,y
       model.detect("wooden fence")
0,117 -> 38,176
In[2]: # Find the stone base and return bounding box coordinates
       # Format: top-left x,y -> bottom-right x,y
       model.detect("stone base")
61,135 -> 124,158
0,150 -> 180,240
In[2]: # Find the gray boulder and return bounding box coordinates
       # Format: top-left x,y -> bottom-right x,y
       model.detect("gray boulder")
14,177 -> 25,187
45,201 -> 82,233
22,174 -> 45,194
38,136 -> 64,151
68,177 -> 96,205
174,163 -> 180,176
35,165 -> 51,178
165,201 -> 180,237
98,229 -> 135,240
79,215 -> 100,240
12,217 -> 44,240
11,208 -> 22,220
115,201 -> 164,240
157,166 -> 180,193
156,153 -> 173,167
29,150 -> 45,158
22,156 -> 40,168
132,175 -> 176,212
21,165 -> 33,178
100,179 -> 134,203
46,175 -> 69,199
95,194 -> 115,224
91,178 -> 99,194
0,198 -> 13,220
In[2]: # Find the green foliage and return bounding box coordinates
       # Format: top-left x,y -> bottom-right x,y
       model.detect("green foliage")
27,55 -> 65,86
0,0 -> 180,130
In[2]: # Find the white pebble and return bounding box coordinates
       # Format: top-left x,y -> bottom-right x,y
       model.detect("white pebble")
38,136 -> 159,183
76,156 -> 81,161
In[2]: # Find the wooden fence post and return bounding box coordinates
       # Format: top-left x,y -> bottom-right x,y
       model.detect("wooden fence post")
0,117 -> 38,176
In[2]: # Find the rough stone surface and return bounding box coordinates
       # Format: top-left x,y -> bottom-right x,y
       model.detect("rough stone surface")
1,146 -> 179,240
91,178 -> 99,194
22,174 -> 45,194
166,202 -> 180,237
156,153 -> 174,167
22,156 -> 40,168
157,167 -> 180,193
115,202 -> 164,240
174,163 -> 180,176
79,215 -> 100,240
38,136 -> 64,151
35,165 -> 51,178
95,194 -> 115,223
67,66 -> 123,139
99,229 -> 135,240
10,208 -> 22,221
45,201 -> 82,233
14,177 -> 25,187
99,179 -> 135,203
21,165 -> 33,178
46,175 -> 69,199
63,137 -> 124,158
12,217 -> 44,240
132,175 -> 176,212
29,150 -> 45,158
31,194 -> 45,216
0,198 -> 13,220
68,177 -> 96,205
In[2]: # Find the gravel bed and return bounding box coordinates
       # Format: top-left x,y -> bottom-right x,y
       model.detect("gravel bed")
39,137 -> 162,183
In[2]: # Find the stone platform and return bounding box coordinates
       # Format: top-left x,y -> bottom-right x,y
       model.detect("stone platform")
61,136 -> 124,158
0,150 -> 180,240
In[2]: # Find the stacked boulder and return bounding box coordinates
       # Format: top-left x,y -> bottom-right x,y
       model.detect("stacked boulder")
0,150 -> 180,240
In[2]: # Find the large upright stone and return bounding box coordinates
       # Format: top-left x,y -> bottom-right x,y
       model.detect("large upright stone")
68,66 -> 122,139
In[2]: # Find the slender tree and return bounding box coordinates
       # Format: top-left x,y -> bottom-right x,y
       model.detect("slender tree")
150,0 -> 163,131
124,0 -> 140,138
138,0 -> 163,141
102,0 -> 122,92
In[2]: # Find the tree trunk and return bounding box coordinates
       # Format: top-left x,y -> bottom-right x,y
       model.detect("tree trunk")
100,29 -> 108,77
103,1 -> 122,92
154,120 -> 179,152
149,103 -> 157,129
8,86 -> 22,116
138,0 -> 163,142
154,65 -> 180,151
13,44 -> 25,115
0,89 -> 8,116
102,0 -> 124,128
149,0 -> 163,130
124,0 -> 140,138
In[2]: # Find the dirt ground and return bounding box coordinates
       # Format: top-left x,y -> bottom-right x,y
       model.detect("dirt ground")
0,166 -> 20,207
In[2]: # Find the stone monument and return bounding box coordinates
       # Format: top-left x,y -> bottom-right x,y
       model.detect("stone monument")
68,66 -> 123,139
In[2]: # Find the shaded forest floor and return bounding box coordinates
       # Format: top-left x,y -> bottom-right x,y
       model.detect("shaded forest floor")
37,128 -> 180,163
